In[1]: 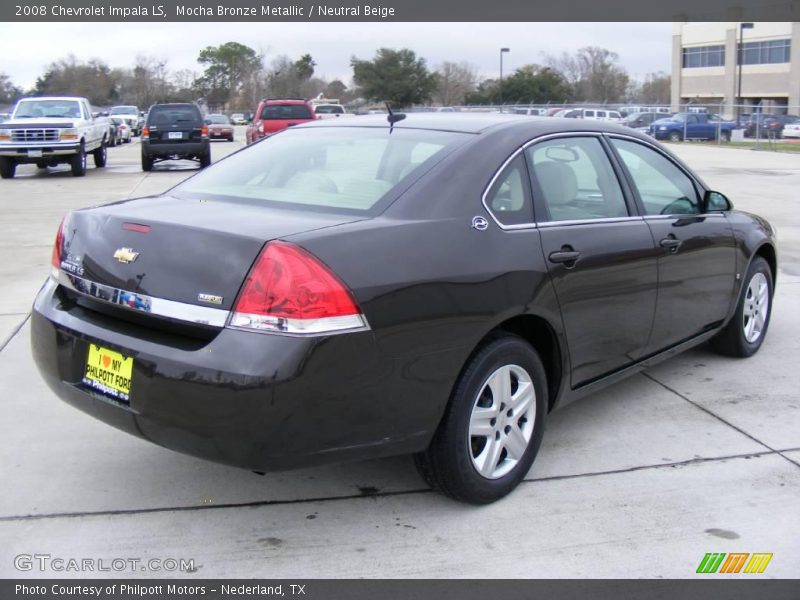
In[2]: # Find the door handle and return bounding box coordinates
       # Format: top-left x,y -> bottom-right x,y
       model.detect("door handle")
659,235 -> 682,253
548,247 -> 581,265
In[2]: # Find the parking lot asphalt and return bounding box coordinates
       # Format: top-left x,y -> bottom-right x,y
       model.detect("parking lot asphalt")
1,131 -> 798,578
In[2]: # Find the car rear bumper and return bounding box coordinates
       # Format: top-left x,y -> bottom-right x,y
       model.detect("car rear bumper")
142,140 -> 208,158
31,277 -> 435,471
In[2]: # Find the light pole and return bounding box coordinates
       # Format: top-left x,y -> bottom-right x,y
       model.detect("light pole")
499,47 -> 510,110
737,22 -> 754,127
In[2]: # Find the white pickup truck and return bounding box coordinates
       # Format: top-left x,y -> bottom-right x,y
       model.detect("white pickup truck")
0,96 -> 109,178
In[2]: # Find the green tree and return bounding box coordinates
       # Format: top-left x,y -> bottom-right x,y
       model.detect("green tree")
466,65 -> 571,105
351,48 -> 436,106
294,54 -> 316,81
196,42 -> 261,108
0,73 -> 23,104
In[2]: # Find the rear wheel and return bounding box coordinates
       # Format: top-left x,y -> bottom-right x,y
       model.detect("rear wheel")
141,151 -> 153,172
70,144 -> 87,177
93,142 -> 107,168
199,150 -> 211,168
415,334 -> 548,504
711,256 -> 773,358
0,158 -> 16,179
721,130 -> 731,142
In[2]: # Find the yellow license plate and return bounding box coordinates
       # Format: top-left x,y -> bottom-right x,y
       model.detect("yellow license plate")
83,344 -> 133,402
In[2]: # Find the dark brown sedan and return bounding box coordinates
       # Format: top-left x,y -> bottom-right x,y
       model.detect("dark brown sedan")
32,114 -> 776,504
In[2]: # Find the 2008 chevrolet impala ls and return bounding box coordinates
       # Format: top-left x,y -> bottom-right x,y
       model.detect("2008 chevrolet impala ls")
32,113 -> 776,504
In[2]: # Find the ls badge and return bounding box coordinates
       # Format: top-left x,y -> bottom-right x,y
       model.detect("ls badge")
113,247 -> 139,264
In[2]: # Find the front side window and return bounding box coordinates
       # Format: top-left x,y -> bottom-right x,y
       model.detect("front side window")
610,138 -> 700,216
526,137 -> 628,222
174,127 -> 468,214
484,155 -> 532,226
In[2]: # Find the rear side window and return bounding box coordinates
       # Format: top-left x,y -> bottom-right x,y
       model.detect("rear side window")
148,105 -> 201,126
261,104 -> 313,120
484,155 -> 533,226
174,127 -> 468,214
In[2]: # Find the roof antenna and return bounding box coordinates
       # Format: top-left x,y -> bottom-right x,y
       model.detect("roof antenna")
385,102 -> 406,131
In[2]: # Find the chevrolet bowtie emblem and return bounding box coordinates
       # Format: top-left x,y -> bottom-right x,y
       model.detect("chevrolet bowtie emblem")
113,247 -> 139,264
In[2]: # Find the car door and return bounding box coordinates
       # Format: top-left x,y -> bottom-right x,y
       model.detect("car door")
607,136 -> 736,353
525,134 -> 659,387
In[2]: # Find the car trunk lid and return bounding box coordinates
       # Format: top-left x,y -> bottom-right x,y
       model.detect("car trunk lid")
58,195 -> 365,320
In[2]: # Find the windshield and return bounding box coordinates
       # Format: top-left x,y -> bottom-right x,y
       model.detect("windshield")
110,106 -> 137,115
173,127 -> 469,214
207,115 -> 230,124
14,100 -> 82,119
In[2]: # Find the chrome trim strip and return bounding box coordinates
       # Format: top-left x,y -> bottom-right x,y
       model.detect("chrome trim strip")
537,216 -> 645,228
56,271 -> 230,327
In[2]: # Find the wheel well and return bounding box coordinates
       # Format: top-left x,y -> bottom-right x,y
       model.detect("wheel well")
755,243 -> 777,285
494,315 -> 563,412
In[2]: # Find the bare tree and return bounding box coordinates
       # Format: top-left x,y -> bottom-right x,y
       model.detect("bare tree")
544,46 -> 629,103
434,61 -> 477,106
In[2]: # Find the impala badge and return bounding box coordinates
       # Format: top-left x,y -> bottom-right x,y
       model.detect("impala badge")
113,247 -> 139,264
472,216 -> 489,231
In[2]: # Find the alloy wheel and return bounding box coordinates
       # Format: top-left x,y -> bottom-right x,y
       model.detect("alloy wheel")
743,272 -> 769,343
468,364 -> 536,479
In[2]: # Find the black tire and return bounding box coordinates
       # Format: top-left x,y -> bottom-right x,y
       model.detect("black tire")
721,131 -> 731,143
710,256 -> 773,358
0,158 -> 16,179
199,150 -> 211,168
36,161 -> 48,169
414,333 -> 548,504
70,144 -> 87,177
668,130 -> 682,142
93,142 -> 107,168
141,151 -> 153,172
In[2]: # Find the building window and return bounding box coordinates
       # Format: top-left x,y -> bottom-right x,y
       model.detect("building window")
739,39 -> 791,65
682,45 -> 725,68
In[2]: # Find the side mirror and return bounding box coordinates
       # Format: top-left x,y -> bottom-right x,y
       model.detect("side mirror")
703,190 -> 732,212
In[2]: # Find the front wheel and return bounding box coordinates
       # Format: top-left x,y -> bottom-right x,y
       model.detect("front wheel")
70,144 -> 87,177
415,334 -> 548,504
668,131 -> 682,142
710,256 -> 773,358
0,158 -> 16,179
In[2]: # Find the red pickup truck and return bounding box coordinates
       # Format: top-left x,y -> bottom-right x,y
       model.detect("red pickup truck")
245,98 -> 316,144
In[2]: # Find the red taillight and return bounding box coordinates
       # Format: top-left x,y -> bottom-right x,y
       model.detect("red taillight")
230,241 -> 367,335
51,216 -> 66,272
201,125 -> 208,137
141,126 -> 149,140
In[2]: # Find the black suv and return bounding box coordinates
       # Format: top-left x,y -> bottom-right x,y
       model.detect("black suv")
141,103 -> 210,171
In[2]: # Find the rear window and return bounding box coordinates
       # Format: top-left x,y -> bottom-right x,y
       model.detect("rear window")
173,127 -> 469,214
314,105 -> 344,114
207,115 -> 230,124
148,105 -> 201,126
260,104 -> 313,120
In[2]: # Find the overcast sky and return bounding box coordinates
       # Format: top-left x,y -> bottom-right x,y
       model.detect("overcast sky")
0,22 -> 672,90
